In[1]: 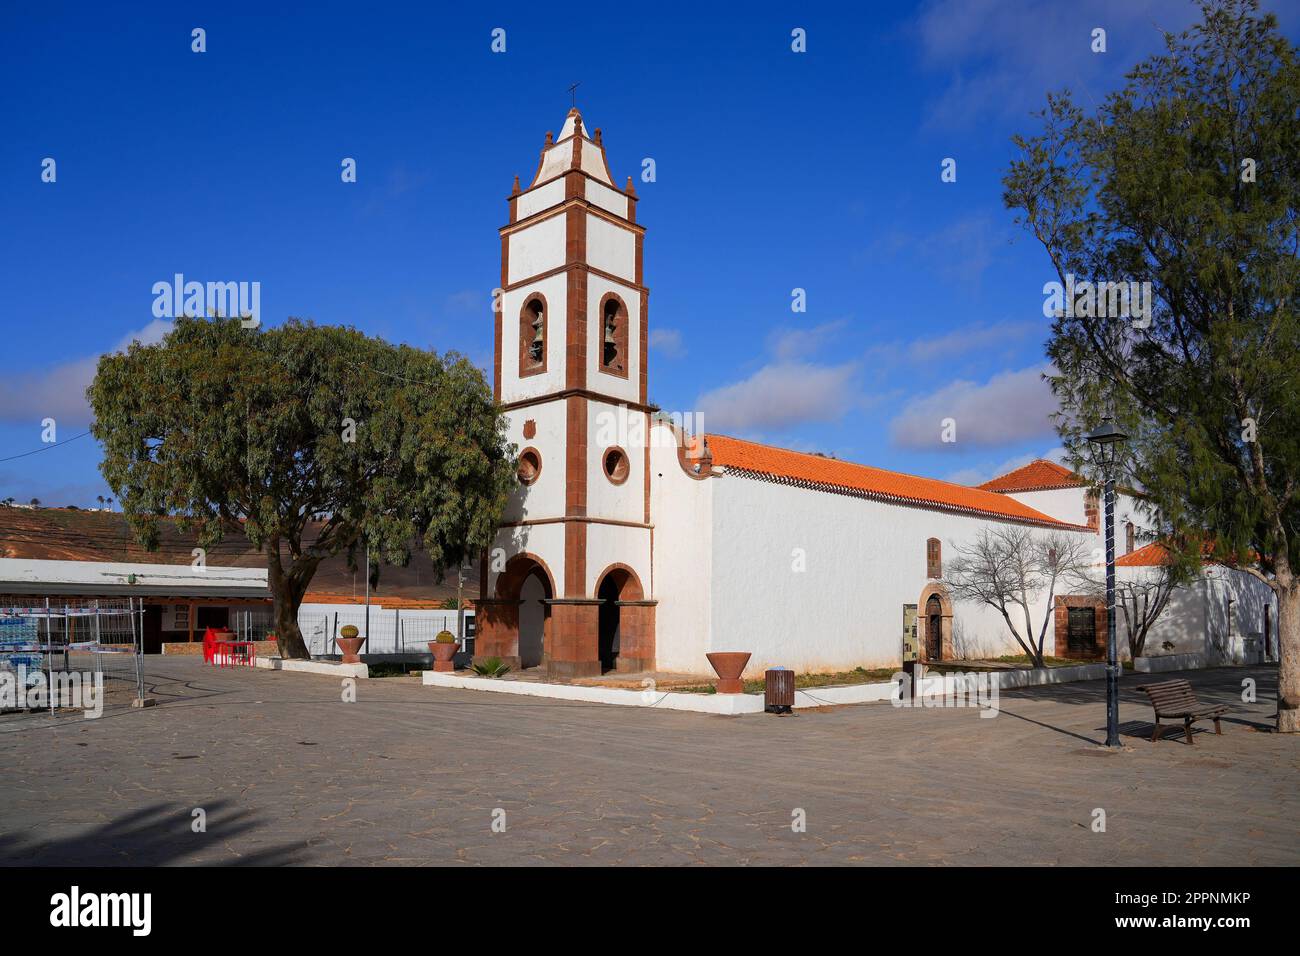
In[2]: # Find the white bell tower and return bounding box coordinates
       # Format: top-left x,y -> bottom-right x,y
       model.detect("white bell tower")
477,109 -> 656,678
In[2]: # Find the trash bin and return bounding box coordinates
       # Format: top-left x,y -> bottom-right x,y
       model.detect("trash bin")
765,667 -> 794,714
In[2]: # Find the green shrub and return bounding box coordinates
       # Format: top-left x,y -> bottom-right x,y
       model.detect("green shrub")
471,656 -> 511,678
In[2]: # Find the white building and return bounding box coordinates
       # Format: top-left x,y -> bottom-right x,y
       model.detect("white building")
475,110 -> 1274,679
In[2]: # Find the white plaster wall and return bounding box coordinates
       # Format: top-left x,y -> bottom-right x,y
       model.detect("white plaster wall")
486,522 -> 565,600
585,275 -> 640,405
585,179 -> 628,218
585,213 -> 635,281
580,140 -> 613,184
585,401 -> 646,523
1111,564 -> 1276,662
501,403 -> 567,522
516,178 -> 565,220
536,144 -> 570,184
585,524 -> 652,597
507,213 -> 566,285
647,423 -> 714,673
1010,487 -> 1152,557
708,476 -> 1083,676
499,273 -> 567,403
1006,488 -> 1086,526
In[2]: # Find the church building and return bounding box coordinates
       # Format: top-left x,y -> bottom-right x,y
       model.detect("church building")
473,111 -> 1274,679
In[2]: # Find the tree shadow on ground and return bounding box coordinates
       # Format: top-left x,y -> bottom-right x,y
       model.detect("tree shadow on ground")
0,800 -> 306,866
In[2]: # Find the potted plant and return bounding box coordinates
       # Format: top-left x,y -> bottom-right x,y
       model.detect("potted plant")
428,630 -> 459,672
336,624 -> 365,664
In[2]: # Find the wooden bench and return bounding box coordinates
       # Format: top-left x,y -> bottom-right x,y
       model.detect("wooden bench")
1137,679 -> 1230,745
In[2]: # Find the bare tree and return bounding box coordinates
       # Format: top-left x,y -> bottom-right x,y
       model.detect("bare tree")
945,526 -> 1093,668
1077,553 -> 1181,660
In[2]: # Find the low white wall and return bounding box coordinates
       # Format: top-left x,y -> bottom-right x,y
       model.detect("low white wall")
255,657 -> 369,678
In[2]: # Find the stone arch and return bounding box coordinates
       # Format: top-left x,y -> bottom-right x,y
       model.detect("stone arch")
594,563 -> 653,673
475,553 -> 555,670
598,292 -> 629,378
917,582 -> 954,663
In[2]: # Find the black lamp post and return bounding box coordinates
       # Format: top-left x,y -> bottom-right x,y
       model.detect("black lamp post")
1087,418 -> 1128,747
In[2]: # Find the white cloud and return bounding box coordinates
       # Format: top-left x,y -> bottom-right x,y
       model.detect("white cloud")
767,320 -> 848,361
913,0 -> 1207,129
696,361 -> 861,433
0,319 -> 172,427
889,364 -> 1058,449
906,319 -> 1041,362
649,327 -> 685,358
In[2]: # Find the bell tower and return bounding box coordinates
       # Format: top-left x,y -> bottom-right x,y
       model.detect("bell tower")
477,109 -> 656,678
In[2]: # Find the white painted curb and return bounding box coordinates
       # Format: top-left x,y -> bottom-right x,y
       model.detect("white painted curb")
419,661 -> 1110,715
255,657 -> 369,679
421,670 -> 762,715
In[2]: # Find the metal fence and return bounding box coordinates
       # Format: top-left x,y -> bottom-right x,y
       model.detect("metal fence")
0,597 -> 145,718
300,606 -> 475,657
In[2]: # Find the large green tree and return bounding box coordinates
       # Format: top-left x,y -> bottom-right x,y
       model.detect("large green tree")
1004,0 -> 1300,730
89,315 -> 515,659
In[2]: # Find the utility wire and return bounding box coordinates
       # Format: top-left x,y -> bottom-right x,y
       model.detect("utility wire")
0,430 -> 91,463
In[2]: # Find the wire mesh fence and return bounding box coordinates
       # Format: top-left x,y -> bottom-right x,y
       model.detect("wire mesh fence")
0,597 -> 145,719
300,606 -> 475,657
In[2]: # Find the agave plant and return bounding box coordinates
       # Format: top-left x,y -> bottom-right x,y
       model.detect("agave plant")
471,656 -> 511,678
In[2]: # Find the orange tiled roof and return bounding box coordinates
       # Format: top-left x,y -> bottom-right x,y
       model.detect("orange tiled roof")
977,459 -> 1085,493
705,435 -> 1086,528
1116,542 -> 1172,567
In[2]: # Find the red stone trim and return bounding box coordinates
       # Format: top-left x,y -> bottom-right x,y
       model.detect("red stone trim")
917,583 -> 954,662
501,390 -> 658,415
502,262 -> 648,297
518,293 -> 549,378
502,198 -> 646,238
497,516 -> 652,530
1053,595 -> 1107,660
639,291 -> 648,405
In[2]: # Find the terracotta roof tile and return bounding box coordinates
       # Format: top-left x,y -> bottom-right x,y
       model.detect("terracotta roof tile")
705,435 -> 1087,528
1116,542 -> 1172,567
977,459 -> 1085,493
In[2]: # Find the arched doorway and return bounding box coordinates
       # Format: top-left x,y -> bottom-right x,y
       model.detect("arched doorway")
518,571 -> 547,669
594,565 -> 645,674
917,582 -> 953,663
483,554 -> 554,670
926,595 -> 943,661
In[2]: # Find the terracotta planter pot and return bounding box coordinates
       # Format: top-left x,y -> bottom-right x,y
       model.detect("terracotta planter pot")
706,651 -> 751,694
428,641 -> 458,672
335,636 -> 365,664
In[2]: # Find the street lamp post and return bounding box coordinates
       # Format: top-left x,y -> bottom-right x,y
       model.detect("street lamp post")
1087,418 -> 1128,747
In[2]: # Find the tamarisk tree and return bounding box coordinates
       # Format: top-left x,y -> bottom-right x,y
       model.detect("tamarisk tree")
1003,0 -> 1300,730
89,315 -> 516,659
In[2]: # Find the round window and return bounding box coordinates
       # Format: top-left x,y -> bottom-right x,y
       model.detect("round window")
517,448 -> 542,485
603,447 -> 630,485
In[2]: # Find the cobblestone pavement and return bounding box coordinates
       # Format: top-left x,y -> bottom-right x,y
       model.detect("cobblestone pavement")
0,658 -> 1294,866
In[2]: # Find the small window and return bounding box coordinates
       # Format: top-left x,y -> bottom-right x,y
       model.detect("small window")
1067,606 -> 1098,654
517,448 -> 541,485
603,447 -> 630,485
519,297 -> 546,376
1125,522 -> 1135,554
926,538 -> 942,579
599,294 -> 628,377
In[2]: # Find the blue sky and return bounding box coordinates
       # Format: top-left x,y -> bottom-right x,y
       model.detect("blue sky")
3,0 -> 1297,507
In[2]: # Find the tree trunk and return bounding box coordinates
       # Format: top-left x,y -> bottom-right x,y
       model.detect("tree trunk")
266,545 -> 314,660
1277,576 -> 1299,734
